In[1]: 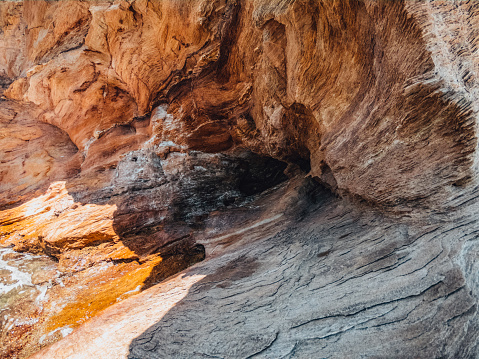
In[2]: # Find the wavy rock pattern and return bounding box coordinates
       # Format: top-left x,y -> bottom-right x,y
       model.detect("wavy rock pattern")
0,0 -> 479,358
33,179 -> 479,358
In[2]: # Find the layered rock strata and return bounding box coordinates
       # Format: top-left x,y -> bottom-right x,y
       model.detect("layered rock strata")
1,0 -> 479,358
33,177 -> 479,359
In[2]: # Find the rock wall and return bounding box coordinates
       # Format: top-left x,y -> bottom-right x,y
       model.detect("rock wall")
1,0 -> 479,358
2,0 -> 477,208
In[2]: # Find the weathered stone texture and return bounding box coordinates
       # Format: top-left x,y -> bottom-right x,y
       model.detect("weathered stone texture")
1,0 -> 479,358
3,0 -> 477,209
31,179 -> 479,359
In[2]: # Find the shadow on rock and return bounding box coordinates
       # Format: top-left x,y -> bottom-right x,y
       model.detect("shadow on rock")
126,187 -> 479,359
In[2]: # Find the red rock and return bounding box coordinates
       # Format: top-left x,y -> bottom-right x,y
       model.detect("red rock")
1,0 -> 479,357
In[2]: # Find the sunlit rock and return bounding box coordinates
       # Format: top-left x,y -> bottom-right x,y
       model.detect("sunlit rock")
1,1 -> 479,358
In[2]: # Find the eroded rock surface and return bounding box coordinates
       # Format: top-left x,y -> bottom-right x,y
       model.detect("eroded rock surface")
1,0 -> 479,358
31,178 -> 479,359
3,0 -> 477,210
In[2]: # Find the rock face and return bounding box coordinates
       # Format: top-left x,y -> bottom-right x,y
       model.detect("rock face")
1,0 -> 479,358
30,178 -> 479,359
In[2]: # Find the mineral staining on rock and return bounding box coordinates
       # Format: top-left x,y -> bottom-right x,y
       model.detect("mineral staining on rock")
1,0 -> 479,358
0,247 -> 58,358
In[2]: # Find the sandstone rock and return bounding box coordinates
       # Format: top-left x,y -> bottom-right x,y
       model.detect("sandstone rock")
0,99 -> 81,210
4,0 -> 476,211
30,178 -> 479,359
1,0 -> 479,358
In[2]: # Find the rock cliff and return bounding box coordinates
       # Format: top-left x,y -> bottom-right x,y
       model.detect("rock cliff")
1,0 -> 479,358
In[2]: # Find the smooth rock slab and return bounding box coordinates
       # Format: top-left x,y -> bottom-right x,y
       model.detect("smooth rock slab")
33,182 -> 479,358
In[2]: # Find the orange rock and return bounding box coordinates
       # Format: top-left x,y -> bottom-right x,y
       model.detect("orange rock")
1,1 -> 479,357
0,181 -> 119,258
